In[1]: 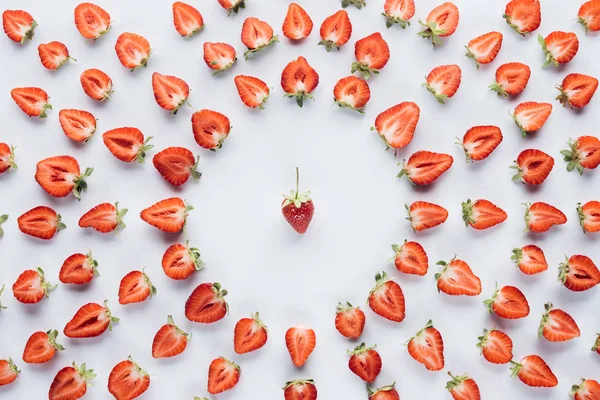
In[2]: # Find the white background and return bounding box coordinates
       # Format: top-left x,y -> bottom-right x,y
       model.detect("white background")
1,0 -> 599,399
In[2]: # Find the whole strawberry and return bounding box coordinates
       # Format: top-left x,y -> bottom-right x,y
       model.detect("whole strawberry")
282,168 -> 314,234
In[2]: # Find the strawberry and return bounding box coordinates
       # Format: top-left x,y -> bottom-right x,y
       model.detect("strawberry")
456,125 -> 502,163
571,378 -> 600,400
594,334 -> 600,355
524,202 -> 567,233
152,315 -> 190,358
152,72 -> 191,115
484,285 -> 530,319
578,201 -> 600,233
372,102 -> 420,152
118,270 -> 157,305
49,362 -> 96,400
435,257 -> 482,296
74,3 -> 111,39
556,73 -> 598,109
368,271 -> 405,322
285,326 -> 316,367
406,201 -> 448,231
35,155 -> 93,200
153,147 -> 200,186
203,42 -> 237,75
511,102 -> 552,137
461,199 -> 507,230
319,10 -> 352,51
218,0 -> 246,16
539,31 -> 579,67
422,64 -> 462,104
283,379 -> 317,400
59,250 -> 99,284
333,76 -> 371,113
446,372 -> 481,400
185,282 -> 228,323
368,383 -> 400,400
17,206 -> 65,240
11,87 -> 51,118
465,32 -> 503,68
162,241 -> 205,280
59,109 -> 96,142
192,109 -> 232,150
511,245 -> 547,275
108,357 -> 150,400
282,3 -> 313,40
391,240 -> 428,276
503,0 -> 541,36
558,254 -> 600,292
489,62 -> 531,97
140,197 -> 192,233
172,2 -> 204,37
510,355 -> 558,388
282,168 -> 314,234
347,343 -> 382,383
562,136 -> 600,174
22,330 -> 64,364
234,75 -> 270,109
510,149 -> 554,185
281,56 -> 319,108
383,0 -> 415,29
241,17 -> 278,60
0,143 -> 17,173
579,0 -> 600,32
406,320 -> 444,371
418,2 -> 460,46
207,357 -> 240,394
398,151 -> 453,185
335,302 -> 366,339
0,358 -> 20,386
2,10 -> 37,45
538,302 -> 580,342
38,41 -> 76,70
79,202 -> 128,233
234,313 -> 268,354
103,127 -> 153,163
64,300 -> 119,338
13,267 -> 55,304
342,0 -> 366,8
80,68 -> 113,101
115,32 -> 152,71
352,32 -> 390,79
0,215 -> 8,238
476,328 -> 513,364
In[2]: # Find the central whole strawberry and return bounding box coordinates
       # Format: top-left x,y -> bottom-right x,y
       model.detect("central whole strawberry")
282,168 -> 314,234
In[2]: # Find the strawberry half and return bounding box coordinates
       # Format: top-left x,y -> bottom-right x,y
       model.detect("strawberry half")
35,155 -> 93,200
79,202 -> 128,233
207,357 -> 240,394
108,357 -> 150,399
406,201 -> 448,231
152,315 -> 190,358
335,302 -> 366,339
558,254 -> 600,292
192,109 -> 231,150
417,2 -> 460,46
172,2 -> 204,37
0,358 -> 19,387
476,328 -> 513,364
0,143 -> 17,173
511,149 -> 554,185
118,270 -> 156,305
59,250 -> 99,284
103,127 -> 153,163
64,300 -> 119,338
218,0 -> 246,16
203,42 -> 237,75
461,199 -> 507,230
510,355 -> 558,388
185,282 -> 228,323
562,136 -> 600,174
115,32 -> 152,71
456,125 -> 502,162
406,320 -> 444,371
59,109 -> 96,142
578,201 -> 600,233
38,41 -> 76,70
446,372 -> 481,400
538,31 -> 579,67
579,0 -> 600,32
13,267 -> 55,304
153,146 -> 200,186
282,167 -> 314,234
333,76 -> 371,113
511,101 -> 552,137
2,10 -> 37,45
162,241 -> 205,280
391,240 -> 428,276
80,68 -> 113,101
489,62 -> 531,97
465,31 -> 503,68
372,102 -> 420,152
17,206 -> 65,240
282,3 -> 313,40
397,150 -> 453,185
283,380 -> 317,400
234,312 -> 268,354
571,379 -> 600,400
11,87 -> 51,118
152,72 -> 191,115
368,271 -> 405,322
484,285 -> 530,319
22,329 -> 64,364
319,10 -> 352,51
423,64 -> 461,104
511,245 -> 548,275
281,56 -> 319,107
141,197 -> 192,233
352,32 -> 390,79
556,73 -> 598,109
383,0 -> 415,29
435,257 -> 482,296
234,75 -> 270,109
348,343 -> 382,383
538,302 -> 580,342
241,17 -> 278,60
285,326 -> 316,367
74,3 -> 111,39
503,0 -> 541,36
49,362 -> 96,400
368,383 -> 399,400
524,202 -> 567,233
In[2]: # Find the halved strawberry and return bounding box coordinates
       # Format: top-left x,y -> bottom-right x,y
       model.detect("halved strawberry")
556,73 -> 598,109
383,0 -> 415,28
559,254 -> 600,292
524,202 -> 567,233
578,201 -> 600,233
352,32 -> 390,79
152,315 -> 190,358
319,10 -> 352,51
510,149 -> 554,185
218,0 -> 246,16
562,136 -> 600,174
208,357 -> 240,394
511,102 -> 552,137
59,250 -> 99,284
38,41 -> 76,70
538,302 -> 580,342
203,42 -> 237,75
103,127 -> 153,163
368,271 -> 405,322
347,343 -> 382,383
476,328 -> 513,364
234,312 -> 268,354
489,62 -> 531,97
335,302 -> 365,339
185,282 -> 228,323
79,202 -> 127,233
462,199 -> 507,230
372,102 -> 420,152
391,240 -> 428,276
406,201 -> 448,231
0,215 -> 8,238
115,32 -> 152,71
173,2 -> 204,37
140,197 -> 192,233
579,0 -> 600,32
2,10 -> 37,45
0,143 -> 17,173
35,155 -> 93,200
283,380 -> 317,400
435,257 -> 482,296
484,285 -> 530,319
281,56 -> 319,107
64,300 -> 119,338
241,17 -> 278,60
503,0 -> 541,36
465,32 -> 503,68
285,326 -> 316,367
162,241 -> 205,280
17,206 -> 65,240
539,31 -> 579,67
406,320 -> 444,371
74,3 -> 111,39
446,372 -> 480,400
118,270 -> 156,305
456,125 -> 502,162
333,76 -> 371,113
49,362 -> 96,400
510,355 -> 558,388
422,64 -> 461,104
108,357 -> 150,399
192,109 -> 231,150
80,68 -> 113,101
153,147 -> 200,186
368,383 -> 399,400
22,329 -> 64,364
511,245 -> 547,275
282,3 -> 313,40
11,87 -> 51,118
571,378 -> 600,400
397,151 -> 453,185
59,109 -> 96,142
418,2 -> 460,46
0,358 -> 19,386
152,72 -> 191,115
234,75 -> 270,109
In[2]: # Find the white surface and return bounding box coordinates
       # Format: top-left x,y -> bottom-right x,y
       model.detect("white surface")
1,0 -> 599,399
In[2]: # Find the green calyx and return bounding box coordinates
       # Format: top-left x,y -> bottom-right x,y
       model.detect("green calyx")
555,84 -> 573,109
127,356 -> 149,377
2,145 -> 18,172
404,320 -> 434,346
367,382 -> 395,396
422,80 -> 448,104
20,20 -> 38,45
461,199 -> 476,227
211,57 -> 237,76
284,91 -> 314,108
342,0 -> 366,9
135,136 -> 154,164
464,46 -> 481,69
0,214 -> 8,238
389,241 -> 406,262
382,13 -> 410,29
396,159 -> 415,183
446,371 -> 469,391
336,301 -> 359,314
36,267 -> 57,297
114,202 -> 129,232
186,240 -> 206,271
509,161 -> 524,182
557,255 -> 570,284
351,61 -> 379,80
417,20 -> 446,47
434,255 -> 456,283
141,269 -> 158,297
561,138 -> 584,175
283,379 -> 315,390
347,342 -> 376,356
576,203 -> 588,233
509,109 -> 530,138
511,248 -> 523,266
503,14 -> 528,37
190,155 -> 202,180
282,167 -> 311,209
538,34 -> 559,67
212,282 -> 229,315
570,378 -> 588,396
318,40 -> 340,52
334,98 -> 365,113
592,333 -> 600,352
509,359 -> 523,378
476,328 -> 494,352
244,36 -> 279,61
129,49 -> 153,72
0,284 -> 6,310
482,283 -> 499,313
73,167 -> 94,200
38,102 -> 53,119
101,83 -> 114,101
226,0 -> 246,16
250,312 -> 267,330
167,315 -> 191,339
47,329 -> 66,351
56,213 -> 67,232
368,271 -> 392,301
404,203 -> 416,232
103,300 -> 120,330
454,136 -> 472,163
73,361 -> 97,383
522,202 -> 532,232
170,97 -> 193,116
537,302 -> 553,338
5,358 -> 21,375
489,82 -> 508,97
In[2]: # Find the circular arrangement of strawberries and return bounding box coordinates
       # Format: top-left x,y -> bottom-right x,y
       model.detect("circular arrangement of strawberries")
1,0 -> 600,399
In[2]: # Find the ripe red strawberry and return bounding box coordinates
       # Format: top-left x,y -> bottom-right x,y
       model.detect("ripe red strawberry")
79,202 -> 128,233
192,109 -> 231,150
538,302 -> 580,342
461,199 -> 507,230
539,31 -> 579,67
511,245 -> 547,275
511,102 -> 552,137
319,10 -> 352,51
556,73 -> 598,109
524,202 -> 567,233
281,56 -> 319,107
203,42 -> 237,75
282,3 -> 313,40
465,32 -> 503,68
152,72 -> 191,115
391,240 -> 428,276
64,300 -> 119,338
559,254 -> 600,292
418,2 -> 460,46
489,62 -> 531,97
368,383 -> 399,400
118,270 -> 156,305
0,143 -> 17,173
562,136 -> 600,174
383,0 -> 415,29
348,343 -> 382,383
511,149 -> 554,185
0,358 -> 19,386
504,0 -> 541,36
510,355 -> 558,387
283,379 -> 317,400
282,168 -> 314,234
484,285 -> 530,319
579,0 -> 600,32
2,10 -> 37,45
152,315 -> 190,358
234,312 -> 268,354
285,326 -> 316,367
476,328 -> 513,364
352,32 -> 390,79
103,127 -> 153,163
406,201 -> 448,231
372,102 -> 420,152
234,75 -> 270,109
208,357 -> 240,394
571,378 -> 600,400
22,330 -> 64,364
74,3 -> 111,39
59,250 -> 99,284
172,2 -> 204,37
446,372 -> 481,400
108,357 -> 150,400
13,267 -> 55,304
578,201 -> 600,233
162,241 -> 205,280
0,215 -> 8,238
406,320 -> 444,371
335,302 -> 366,339
398,151 -> 453,185
185,282 -> 228,323
115,32 -> 151,70
49,362 -> 95,400
35,155 -> 92,200
218,0 -> 246,16
153,147 -> 200,186
423,64 -> 462,104
368,271 -> 405,322
435,257 -> 482,296
241,17 -> 278,60
333,76 -> 371,113
456,125 -> 502,162
17,206 -> 65,240
80,68 -> 113,101
59,109 -> 96,143
11,87 -> 51,118
141,197 -> 192,233
38,41 -> 75,70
